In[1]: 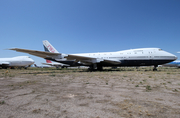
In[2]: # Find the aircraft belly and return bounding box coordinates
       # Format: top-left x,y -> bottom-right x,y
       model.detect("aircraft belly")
120,59 -> 174,66
97,59 -> 175,67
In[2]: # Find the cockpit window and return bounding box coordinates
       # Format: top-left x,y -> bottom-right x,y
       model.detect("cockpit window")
159,49 -> 163,51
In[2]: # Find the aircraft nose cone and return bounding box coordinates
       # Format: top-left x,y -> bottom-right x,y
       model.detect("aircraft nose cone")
175,56 -> 178,60
31,60 -> 35,64
168,53 -> 177,61
171,54 -> 178,60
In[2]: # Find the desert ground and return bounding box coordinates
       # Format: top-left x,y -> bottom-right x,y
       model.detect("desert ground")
0,67 -> 180,118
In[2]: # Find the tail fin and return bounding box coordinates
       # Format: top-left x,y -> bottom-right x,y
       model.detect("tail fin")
43,41 -> 58,64
43,40 -> 59,53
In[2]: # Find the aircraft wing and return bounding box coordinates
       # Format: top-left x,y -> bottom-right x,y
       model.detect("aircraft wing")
66,54 -> 121,65
9,48 -> 63,59
9,48 -> 121,65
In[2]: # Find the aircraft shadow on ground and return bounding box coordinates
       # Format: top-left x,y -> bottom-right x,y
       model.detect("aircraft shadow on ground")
19,67 -> 165,74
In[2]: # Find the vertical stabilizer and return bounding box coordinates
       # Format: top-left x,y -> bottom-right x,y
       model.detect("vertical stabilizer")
43,40 -> 59,53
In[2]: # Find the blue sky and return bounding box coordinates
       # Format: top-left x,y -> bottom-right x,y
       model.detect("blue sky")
1,0 -> 180,65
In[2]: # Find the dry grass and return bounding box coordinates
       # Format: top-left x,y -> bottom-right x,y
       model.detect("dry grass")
0,67 -> 180,118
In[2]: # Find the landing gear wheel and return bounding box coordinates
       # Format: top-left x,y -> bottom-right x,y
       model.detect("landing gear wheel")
153,65 -> 158,71
153,68 -> 157,71
97,66 -> 103,71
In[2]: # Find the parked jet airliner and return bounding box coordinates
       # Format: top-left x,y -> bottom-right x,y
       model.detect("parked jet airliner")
42,60 -> 69,68
162,60 -> 180,68
9,40 -> 177,71
0,56 -> 34,69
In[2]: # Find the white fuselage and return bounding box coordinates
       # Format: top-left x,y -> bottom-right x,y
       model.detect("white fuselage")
0,56 -> 34,67
74,48 -> 174,60
65,48 -> 177,67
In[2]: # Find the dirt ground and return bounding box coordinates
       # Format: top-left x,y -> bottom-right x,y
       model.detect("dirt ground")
0,67 -> 180,118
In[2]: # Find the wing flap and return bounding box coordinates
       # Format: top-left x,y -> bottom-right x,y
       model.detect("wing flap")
66,54 -> 103,63
104,59 -> 121,65
66,54 -> 121,65
66,54 -> 96,60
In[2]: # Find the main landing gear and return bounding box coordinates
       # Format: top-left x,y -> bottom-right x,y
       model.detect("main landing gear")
153,65 -> 158,71
97,66 -> 103,71
88,64 -> 103,71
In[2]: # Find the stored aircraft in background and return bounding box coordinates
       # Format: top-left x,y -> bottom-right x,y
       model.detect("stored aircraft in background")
0,56 -> 34,69
42,60 -> 69,68
9,40 -> 177,71
34,63 -> 52,68
162,60 -> 180,68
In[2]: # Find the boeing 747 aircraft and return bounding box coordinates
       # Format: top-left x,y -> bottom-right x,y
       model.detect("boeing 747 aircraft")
0,56 -> 34,69
9,40 -> 177,71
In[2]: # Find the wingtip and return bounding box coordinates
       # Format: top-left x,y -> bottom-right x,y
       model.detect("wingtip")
4,48 -> 14,50
7,48 -> 16,50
